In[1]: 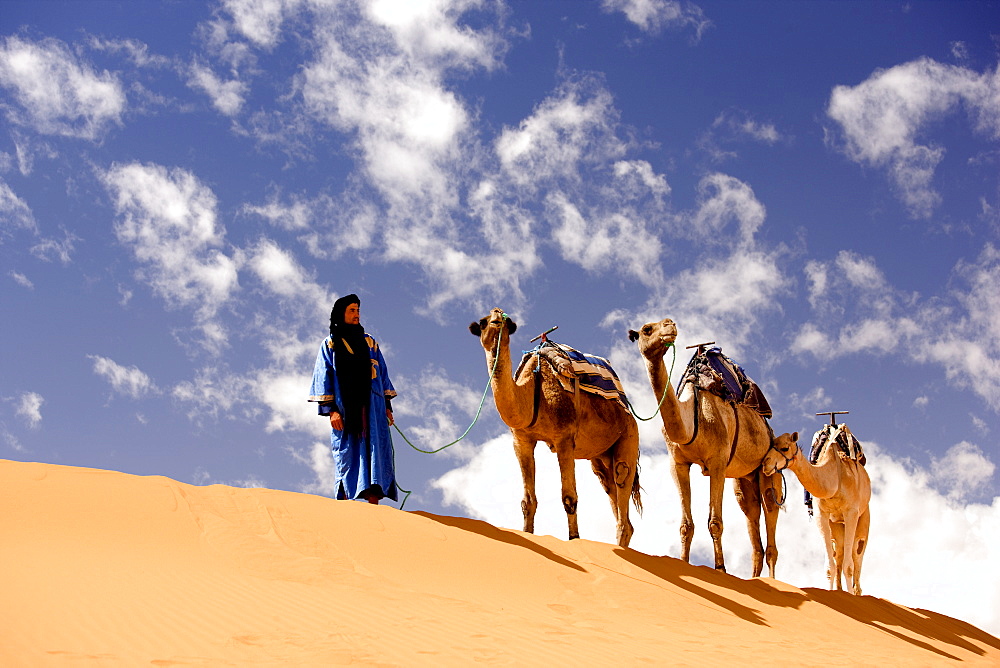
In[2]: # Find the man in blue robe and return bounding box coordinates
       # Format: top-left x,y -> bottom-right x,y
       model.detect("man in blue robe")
308,294 -> 398,504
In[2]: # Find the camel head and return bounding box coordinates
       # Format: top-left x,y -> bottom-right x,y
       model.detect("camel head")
469,307 -> 517,351
762,431 -> 799,476
627,318 -> 678,360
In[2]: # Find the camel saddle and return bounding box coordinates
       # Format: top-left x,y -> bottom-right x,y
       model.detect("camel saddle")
515,341 -> 630,411
808,423 -> 866,465
804,422 -> 866,516
677,347 -> 772,419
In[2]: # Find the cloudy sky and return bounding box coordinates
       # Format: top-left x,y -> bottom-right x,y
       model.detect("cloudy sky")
2,0 -> 998,635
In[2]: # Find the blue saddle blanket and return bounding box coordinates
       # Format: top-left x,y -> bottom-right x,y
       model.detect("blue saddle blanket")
677,346 -> 772,418
516,342 -> 629,409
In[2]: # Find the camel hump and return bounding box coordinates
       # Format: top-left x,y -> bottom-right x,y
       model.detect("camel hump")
677,347 -> 773,419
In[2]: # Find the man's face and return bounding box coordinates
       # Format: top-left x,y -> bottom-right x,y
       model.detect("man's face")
344,303 -> 361,325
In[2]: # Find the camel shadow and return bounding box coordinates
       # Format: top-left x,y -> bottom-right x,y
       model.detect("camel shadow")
412,511 -> 587,572
612,548 -> 807,626
805,588 -> 1000,661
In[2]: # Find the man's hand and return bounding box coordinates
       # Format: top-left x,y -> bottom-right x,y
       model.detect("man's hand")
386,408 -> 394,427
329,412 -> 343,431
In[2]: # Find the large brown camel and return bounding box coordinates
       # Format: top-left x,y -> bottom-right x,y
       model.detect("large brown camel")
628,317 -> 779,575
763,430 -> 871,595
470,308 -> 642,548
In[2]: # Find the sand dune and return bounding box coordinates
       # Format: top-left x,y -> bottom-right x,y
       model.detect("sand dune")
2,459 -> 998,666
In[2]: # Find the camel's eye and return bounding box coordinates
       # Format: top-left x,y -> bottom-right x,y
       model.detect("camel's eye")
642,325 -> 652,336
479,317 -> 488,329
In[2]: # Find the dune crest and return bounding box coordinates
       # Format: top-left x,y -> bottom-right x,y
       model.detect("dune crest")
2,459 -> 998,665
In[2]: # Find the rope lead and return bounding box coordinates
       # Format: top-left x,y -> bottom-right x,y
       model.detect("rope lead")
628,342 -> 676,422
390,316 -> 507,509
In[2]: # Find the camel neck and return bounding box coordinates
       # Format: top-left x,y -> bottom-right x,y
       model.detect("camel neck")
645,355 -> 693,444
789,444 -> 841,498
487,332 -> 533,429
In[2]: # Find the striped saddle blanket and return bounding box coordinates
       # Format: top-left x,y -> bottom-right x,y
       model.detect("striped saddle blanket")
515,342 -> 629,410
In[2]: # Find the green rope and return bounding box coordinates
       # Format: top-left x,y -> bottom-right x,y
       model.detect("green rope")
628,342 -> 676,422
389,314 -> 508,509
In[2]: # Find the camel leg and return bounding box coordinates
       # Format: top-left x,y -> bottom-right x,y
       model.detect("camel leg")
513,434 -> 538,534
610,437 -> 638,548
590,455 -> 620,525
733,475 -> 764,578
670,455 -> 695,563
841,509 -> 861,595
829,519 -> 847,591
707,469 -> 727,571
852,507 -> 870,596
817,515 -> 839,590
760,470 -> 781,578
554,440 -> 580,541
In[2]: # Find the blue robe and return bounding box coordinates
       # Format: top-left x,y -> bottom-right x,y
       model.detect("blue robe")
308,333 -> 398,501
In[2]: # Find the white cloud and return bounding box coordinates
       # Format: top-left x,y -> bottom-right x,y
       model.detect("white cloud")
496,79 -> 625,189
87,36 -> 171,69
688,172 -> 767,245
88,355 -> 158,398
101,162 -> 240,346
548,191 -> 663,286
8,270 -> 33,289
15,391 -> 44,428
600,0 -> 711,39
795,245 -> 1000,410
245,237 -> 333,310
0,35 -> 126,140
30,227 -> 79,264
172,366 -> 247,421
221,0 -> 296,49
0,179 -> 38,240
364,0 -> 506,71
699,110 -> 782,162
827,57 -> 1000,218
931,441 -> 996,501
432,433 -> 1000,636
299,7 -> 483,203
188,62 -> 248,116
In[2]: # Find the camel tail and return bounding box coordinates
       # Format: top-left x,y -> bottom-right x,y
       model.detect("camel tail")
631,463 -> 643,515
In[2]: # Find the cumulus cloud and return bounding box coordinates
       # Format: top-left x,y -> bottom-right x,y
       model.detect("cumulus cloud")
794,245 -> 1000,410
600,0 -> 711,39
88,355 -> 158,398
930,441 -> 996,501
496,78 -> 626,189
0,35 -> 126,140
15,391 -> 44,428
601,172 -> 788,358
101,162 -> 240,348
827,57 -> 1000,218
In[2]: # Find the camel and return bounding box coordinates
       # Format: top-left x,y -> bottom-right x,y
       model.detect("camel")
628,317 -> 780,575
763,430 -> 871,595
470,308 -> 642,547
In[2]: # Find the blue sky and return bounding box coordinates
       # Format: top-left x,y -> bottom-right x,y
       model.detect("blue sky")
2,0 -> 998,634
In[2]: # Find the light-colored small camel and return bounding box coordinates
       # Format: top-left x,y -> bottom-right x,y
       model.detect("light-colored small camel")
763,430 -> 871,595
470,308 -> 642,547
629,317 -> 780,575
